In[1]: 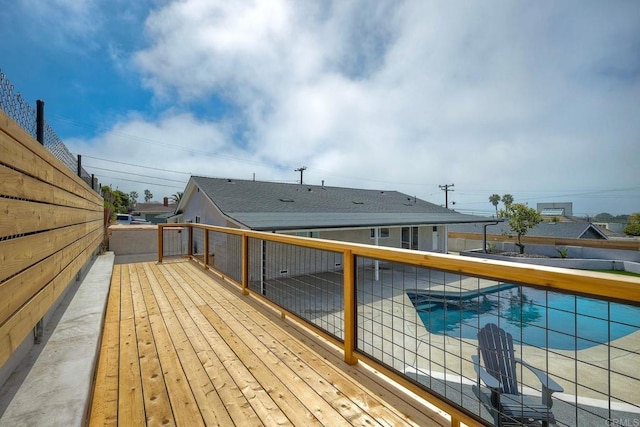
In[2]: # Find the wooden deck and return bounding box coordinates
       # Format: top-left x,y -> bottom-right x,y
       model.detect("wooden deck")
89,259 -> 447,426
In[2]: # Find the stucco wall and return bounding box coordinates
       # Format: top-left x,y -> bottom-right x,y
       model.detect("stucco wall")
317,226 -> 443,252
108,225 -> 158,255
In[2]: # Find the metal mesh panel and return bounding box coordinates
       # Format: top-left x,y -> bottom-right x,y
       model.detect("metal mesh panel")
354,256 -> 640,426
0,69 -> 93,187
247,237 -> 345,340
162,226 -> 187,257
0,71 -> 36,137
192,226 -> 205,262
207,229 -> 242,283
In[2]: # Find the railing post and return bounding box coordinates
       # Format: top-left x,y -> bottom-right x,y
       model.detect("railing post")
242,234 -> 249,295
77,154 -> 82,177
204,228 -> 209,269
188,225 -> 193,258
36,99 -> 44,145
158,224 -> 163,263
343,249 -> 356,365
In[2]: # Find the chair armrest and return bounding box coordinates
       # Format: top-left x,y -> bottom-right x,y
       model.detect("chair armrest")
516,357 -> 563,407
515,358 -> 564,393
472,355 -> 500,389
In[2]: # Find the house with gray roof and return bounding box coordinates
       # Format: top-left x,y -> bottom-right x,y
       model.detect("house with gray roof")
449,221 -> 608,240
175,176 -> 497,253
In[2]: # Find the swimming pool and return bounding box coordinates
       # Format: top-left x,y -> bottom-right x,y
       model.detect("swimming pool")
408,284 -> 640,351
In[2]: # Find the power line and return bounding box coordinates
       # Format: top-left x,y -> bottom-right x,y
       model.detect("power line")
99,175 -> 185,189
80,155 -> 192,175
85,165 -> 188,183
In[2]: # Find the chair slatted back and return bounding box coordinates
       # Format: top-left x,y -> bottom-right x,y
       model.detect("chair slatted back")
478,323 -> 519,395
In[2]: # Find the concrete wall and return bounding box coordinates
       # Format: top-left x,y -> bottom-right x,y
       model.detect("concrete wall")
108,225 -> 157,255
449,235 -> 640,262
109,225 -> 190,263
461,249 -> 640,273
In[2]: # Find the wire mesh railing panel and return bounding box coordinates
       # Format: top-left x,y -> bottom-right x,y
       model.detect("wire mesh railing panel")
247,238 -> 345,340
207,229 -> 242,283
192,226 -> 205,263
354,256 -> 640,426
162,227 -> 187,257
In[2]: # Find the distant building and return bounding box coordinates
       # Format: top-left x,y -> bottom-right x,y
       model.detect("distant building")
174,176 -> 498,253
593,222 -> 626,234
537,202 -> 573,218
131,197 -> 177,224
450,221 -> 608,240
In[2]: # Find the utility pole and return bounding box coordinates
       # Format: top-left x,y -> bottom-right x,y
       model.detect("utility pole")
295,166 -> 307,184
439,183 -> 454,208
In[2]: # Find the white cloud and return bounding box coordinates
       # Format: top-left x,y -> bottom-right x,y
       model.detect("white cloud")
77,0 -> 640,214
16,0 -> 101,51
65,112 -> 280,200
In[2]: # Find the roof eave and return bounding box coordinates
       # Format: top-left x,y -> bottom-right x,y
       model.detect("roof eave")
249,218 -> 504,232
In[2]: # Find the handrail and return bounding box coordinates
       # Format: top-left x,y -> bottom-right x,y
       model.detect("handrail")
160,223 -> 640,305
158,223 -> 640,426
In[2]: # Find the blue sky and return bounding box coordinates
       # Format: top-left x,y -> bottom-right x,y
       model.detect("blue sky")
1,0 -> 639,216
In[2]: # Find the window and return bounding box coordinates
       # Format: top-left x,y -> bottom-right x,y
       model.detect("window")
402,227 -> 419,250
370,228 -> 390,239
295,231 -> 319,238
195,216 -> 201,223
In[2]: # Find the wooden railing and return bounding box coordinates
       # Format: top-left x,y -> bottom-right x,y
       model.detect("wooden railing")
160,223 -> 640,426
0,110 -> 103,370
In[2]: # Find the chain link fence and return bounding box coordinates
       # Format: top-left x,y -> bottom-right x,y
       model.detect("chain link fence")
0,69 -> 96,190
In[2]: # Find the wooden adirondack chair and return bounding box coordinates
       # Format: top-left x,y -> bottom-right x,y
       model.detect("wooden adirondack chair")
471,323 -> 563,426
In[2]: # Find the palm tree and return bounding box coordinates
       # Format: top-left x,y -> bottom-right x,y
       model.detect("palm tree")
501,193 -> 514,208
170,192 -> 184,204
489,194 -> 501,217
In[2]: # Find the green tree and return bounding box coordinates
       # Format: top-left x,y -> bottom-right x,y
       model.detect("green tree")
144,189 -> 153,203
595,212 -> 614,221
102,185 -> 117,222
624,212 -> 640,236
129,191 -> 139,206
101,186 -> 131,220
499,202 -> 542,254
170,191 -> 184,204
489,194 -> 501,216
501,194 -> 514,208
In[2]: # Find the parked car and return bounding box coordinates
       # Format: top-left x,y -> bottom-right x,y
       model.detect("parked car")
132,216 -> 152,224
116,214 -> 133,225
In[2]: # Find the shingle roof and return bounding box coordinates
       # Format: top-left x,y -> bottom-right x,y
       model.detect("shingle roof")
133,203 -> 176,213
449,221 -> 608,239
189,176 -> 495,231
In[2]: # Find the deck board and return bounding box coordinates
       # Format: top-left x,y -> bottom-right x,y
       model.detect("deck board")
90,260 -> 446,426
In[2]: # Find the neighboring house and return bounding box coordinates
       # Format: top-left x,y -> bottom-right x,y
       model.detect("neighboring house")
449,221 -> 609,240
537,202 -> 573,218
593,222 -> 627,235
174,176 -> 500,285
174,176 -> 497,253
131,197 -> 177,224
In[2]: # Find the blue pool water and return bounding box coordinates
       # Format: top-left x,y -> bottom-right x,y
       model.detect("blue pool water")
409,285 -> 640,351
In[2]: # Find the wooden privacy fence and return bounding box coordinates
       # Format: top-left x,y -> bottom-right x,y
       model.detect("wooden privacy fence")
0,110 -> 103,369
